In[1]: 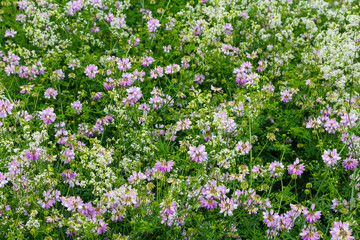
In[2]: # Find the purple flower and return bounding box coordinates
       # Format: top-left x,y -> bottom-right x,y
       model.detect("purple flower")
287,158 -> 305,175
5,29 -> 17,37
25,147 -> 42,160
147,18 -> 160,32
94,219 -> 108,234
303,204 -> 321,223
223,23 -> 233,34
40,107 -> 56,124
154,160 -> 174,172
268,161 -> 284,177
44,88 -> 58,99
300,226 -> 320,240
61,169 -> 79,187
219,198 -> 238,216
188,144 -> 207,162
329,221 -> 354,240
322,149 -> 341,167
0,99 -> 13,118
194,73 -> 205,84
235,140 -> 251,155
91,92 -> 103,100
60,148 -> 75,164
84,64 -> 98,79
342,157 -> 358,170
71,100 -> 82,114
200,197 -> 218,209
280,90 -> 293,102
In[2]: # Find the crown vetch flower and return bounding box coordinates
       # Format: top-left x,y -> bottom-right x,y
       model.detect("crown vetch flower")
322,149 -> 341,167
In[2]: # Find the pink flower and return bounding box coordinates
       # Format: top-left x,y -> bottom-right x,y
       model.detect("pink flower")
90,23 -> 99,33
223,23 -> 233,34
163,45 -> 171,53
268,161 -> 284,177
40,107 -> 56,124
25,147 -> 42,160
340,112 -> 358,127
329,221 -> 354,240
150,66 -> 164,79
60,148 -> 75,164
140,56 -> 154,67
37,189 -> 61,209
200,197 -> 218,209
147,18 -> 160,32
322,149 -> 341,167
52,69 -> 65,81
280,90 -> 293,102
61,169 -> 79,187
263,209 -> 279,228
84,64 -> 98,79
324,118 -> 339,134
300,226 -> 320,240
5,29 -> 17,37
119,73 -> 134,86
287,158 -> 305,175
342,157 -> 358,170
164,64 -> 180,74
117,58 -> 131,71
0,99 -> 13,118
154,160 -> 174,172
235,140 -> 251,155
0,172 -> 8,187
303,204 -> 321,223
219,198 -> 238,216
71,101 -> 82,114
126,87 -> 142,102
188,144 -> 207,162
128,35 -> 140,46
128,171 -> 146,185
20,84 -> 34,94
94,219 -> 108,234
44,88 -> 58,99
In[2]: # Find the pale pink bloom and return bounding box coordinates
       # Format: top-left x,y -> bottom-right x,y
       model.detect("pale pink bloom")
154,160 -> 174,172
235,140 -> 251,155
188,144 -> 207,162
147,18 -> 160,32
84,64 -> 98,79
5,29 -> 17,37
303,204 -> 321,223
330,221 -> 354,240
40,107 -> 56,124
44,88 -> 58,99
71,101 -> 82,114
322,149 -> 341,167
219,198 -> 238,216
0,99 -> 13,118
287,158 -> 305,175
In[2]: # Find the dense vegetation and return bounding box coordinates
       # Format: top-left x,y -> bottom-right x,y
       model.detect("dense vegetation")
0,0 -> 360,239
